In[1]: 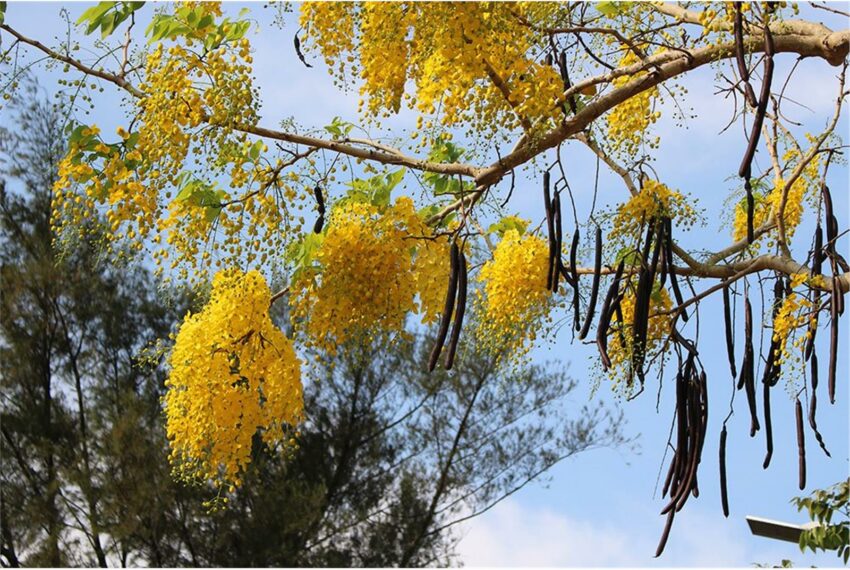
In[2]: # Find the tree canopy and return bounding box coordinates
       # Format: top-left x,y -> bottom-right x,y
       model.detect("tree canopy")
1,0 -> 848,558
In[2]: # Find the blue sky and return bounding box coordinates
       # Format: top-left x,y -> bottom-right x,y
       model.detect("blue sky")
2,2 -> 848,567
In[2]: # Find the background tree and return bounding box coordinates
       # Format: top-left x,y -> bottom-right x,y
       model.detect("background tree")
0,83 -> 625,567
793,479 -> 850,564
1,0 -> 847,557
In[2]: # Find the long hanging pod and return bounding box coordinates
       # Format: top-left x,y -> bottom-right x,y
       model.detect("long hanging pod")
444,250 -> 468,370
722,280 -> 737,379
719,425 -> 730,517
578,226 -> 603,340
738,8 -> 775,245
553,193 -> 564,293
428,242 -> 459,371
828,277 -> 839,404
544,172 -> 556,291
796,398 -> 807,490
596,261 -> 625,369
569,227 -> 580,329
743,297 -> 759,436
808,350 -> 832,457
664,218 -> 688,322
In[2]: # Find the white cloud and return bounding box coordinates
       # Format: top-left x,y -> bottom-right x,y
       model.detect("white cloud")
456,498 -> 754,567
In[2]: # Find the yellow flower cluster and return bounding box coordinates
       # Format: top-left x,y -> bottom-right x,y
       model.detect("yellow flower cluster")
611,179 -> 697,244
772,291 -> 813,367
475,229 -> 552,362
607,285 -> 673,390
732,145 -> 820,247
51,4 -> 287,288
164,269 -> 303,490
606,48 -> 661,154
290,197 -> 449,354
300,2 -> 566,136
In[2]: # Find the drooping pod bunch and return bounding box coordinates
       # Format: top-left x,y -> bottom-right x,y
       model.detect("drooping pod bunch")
444,247 -> 468,370
656,350 -> 708,557
631,219 -> 662,385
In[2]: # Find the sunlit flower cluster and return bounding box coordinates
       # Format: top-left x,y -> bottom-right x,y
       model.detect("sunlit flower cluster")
51,3 -> 302,289
606,48 -> 661,154
164,269 -> 303,491
300,2 -> 566,137
732,142 -> 821,247
610,179 -> 697,245
475,228 -> 552,362
290,197 -> 448,355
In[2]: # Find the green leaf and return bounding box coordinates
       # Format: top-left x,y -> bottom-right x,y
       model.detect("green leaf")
77,1 -> 114,28
597,1 -> 623,17
0,2 -> 7,25
324,116 -> 353,139
488,215 -> 529,238
248,140 -> 264,162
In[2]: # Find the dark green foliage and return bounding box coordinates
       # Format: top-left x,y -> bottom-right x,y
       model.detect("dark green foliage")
0,83 -> 628,567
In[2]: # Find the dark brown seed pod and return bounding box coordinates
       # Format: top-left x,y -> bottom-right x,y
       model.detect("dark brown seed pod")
657,220 -> 668,287
596,261 -> 625,369
719,425 -> 730,518
698,370 -> 708,459
558,51 -> 578,115
745,178 -> 755,245
662,452 -> 677,499
823,184 -> 836,257
631,222 -> 657,382
313,214 -> 324,234
293,32 -> 313,68
733,3 -> 758,108
664,218 -> 688,322
570,227 -> 580,328
722,280 -> 737,379
428,242 -> 459,372
812,224 -> 824,276
738,21 -> 774,180
313,184 -> 325,214
762,374 -> 773,469
744,297 -> 759,436
808,350 -> 832,457
444,250 -> 468,370
553,194 -> 564,293
828,278 -> 839,404
654,509 -> 676,558
544,172 -> 556,291
578,226 -> 603,340
796,398 -> 806,490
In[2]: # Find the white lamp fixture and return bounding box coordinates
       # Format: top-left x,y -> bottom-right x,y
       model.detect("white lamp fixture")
746,515 -> 819,543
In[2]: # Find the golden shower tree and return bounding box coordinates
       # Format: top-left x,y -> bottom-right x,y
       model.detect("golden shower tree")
1,1 -> 848,555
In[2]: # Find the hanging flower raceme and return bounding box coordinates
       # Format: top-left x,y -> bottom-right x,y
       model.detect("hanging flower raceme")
290,196 -> 449,355
475,228 -> 552,363
164,269 -> 303,492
